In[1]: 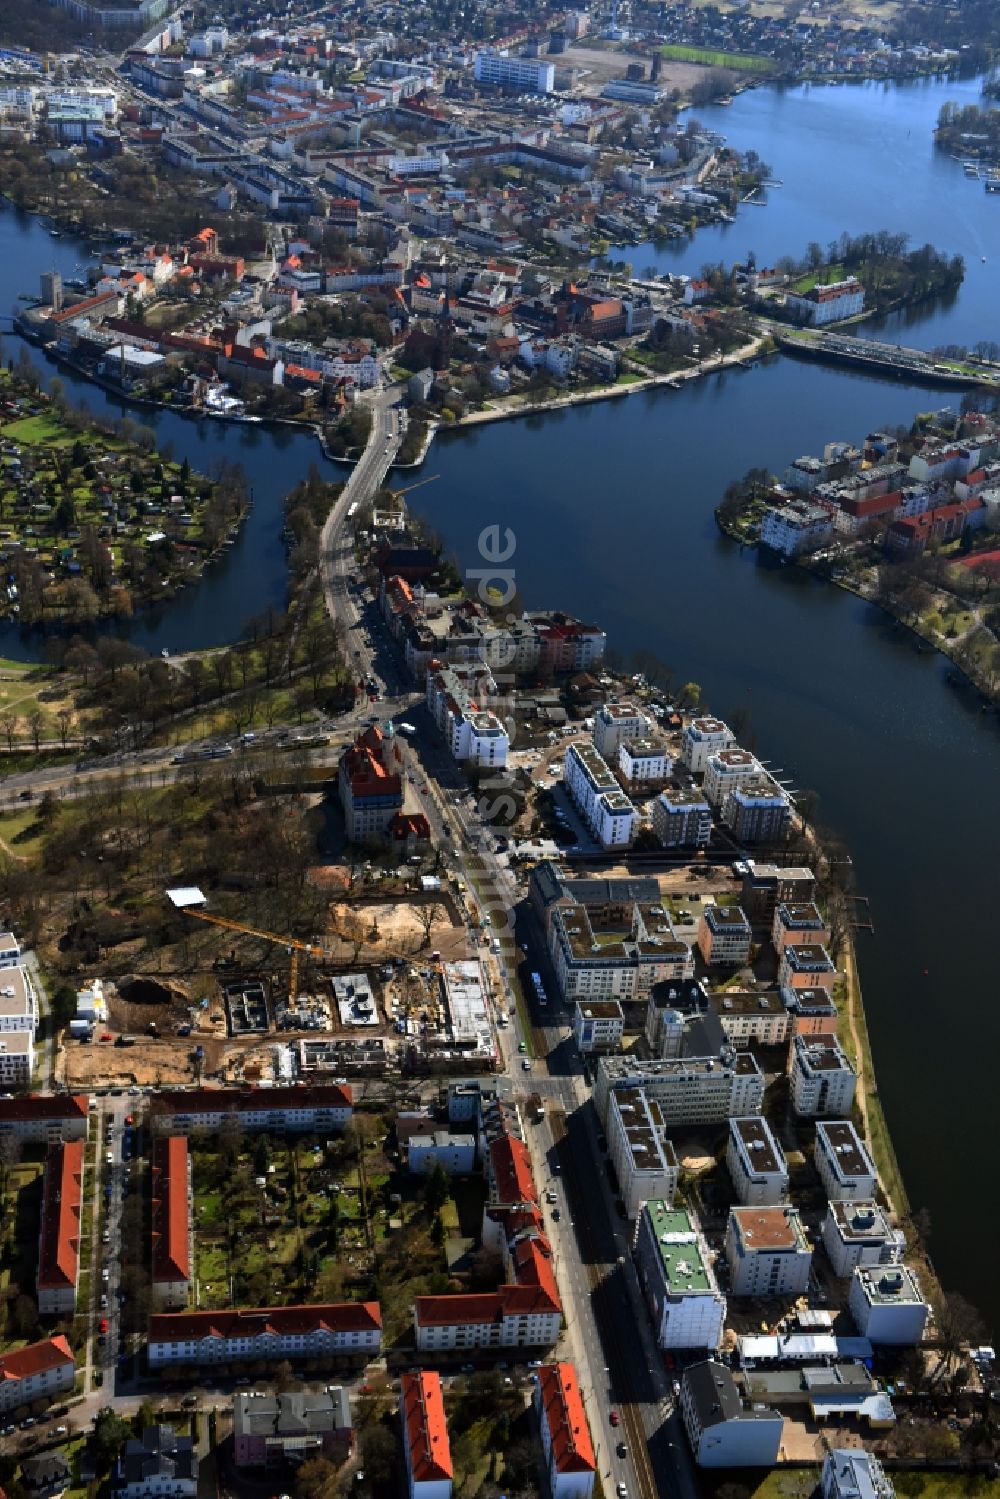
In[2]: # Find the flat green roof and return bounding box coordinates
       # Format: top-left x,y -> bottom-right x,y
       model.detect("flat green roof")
644,1201 -> 713,1294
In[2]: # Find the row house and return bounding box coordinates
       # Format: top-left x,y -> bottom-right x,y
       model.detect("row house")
402,1371 -> 453,1499
148,1084 -> 353,1136
37,1139 -> 84,1315
534,1363 -> 596,1499
0,1337 -> 76,1417
413,1284 -> 562,1353
0,1093 -> 91,1144
151,1136 -> 192,1309
147,1303 -> 382,1367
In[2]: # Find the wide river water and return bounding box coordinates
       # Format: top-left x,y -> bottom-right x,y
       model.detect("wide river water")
1,68 -> 998,1329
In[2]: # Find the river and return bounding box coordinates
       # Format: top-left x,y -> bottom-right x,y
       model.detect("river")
1,72 -> 999,1330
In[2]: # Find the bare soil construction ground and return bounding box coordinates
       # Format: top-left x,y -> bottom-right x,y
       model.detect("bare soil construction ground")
561,42 -> 738,94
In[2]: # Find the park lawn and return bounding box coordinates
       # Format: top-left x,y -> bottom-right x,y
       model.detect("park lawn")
659,41 -> 775,71
0,806 -> 45,850
1,413 -> 77,446
793,263 -> 846,293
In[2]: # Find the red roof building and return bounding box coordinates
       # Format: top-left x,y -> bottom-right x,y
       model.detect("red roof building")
488,1136 -> 539,1207
37,1140 -> 84,1314
149,1084 -> 352,1135
0,1337 -> 75,1417
152,1136 -> 191,1306
148,1303 -> 382,1367
401,1371 -> 453,1498
0,1094 -> 90,1142
535,1362 -> 596,1498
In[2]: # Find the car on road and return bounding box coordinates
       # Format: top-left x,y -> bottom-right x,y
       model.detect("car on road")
609,1410 -> 620,1427
616,1442 -> 628,1459
616,1486 -> 627,1498
521,1058 -> 532,1071
99,1318 -> 109,1333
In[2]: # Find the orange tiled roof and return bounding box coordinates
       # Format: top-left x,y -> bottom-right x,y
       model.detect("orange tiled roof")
152,1136 -> 190,1285
537,1362 -> 596,1474
402,1371 -> 453,1483
37,1140 -> 83,1291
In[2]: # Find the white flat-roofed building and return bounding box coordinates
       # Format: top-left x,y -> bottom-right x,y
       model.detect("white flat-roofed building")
618,737 -> 670,787
634,1200 -> 725,1349
726,1117 -> 788,1206
822,1449 -> 894,1499
760,499 -> 834,558
790,1034 -> 857,1117
0,1028 -> 32,1083
551,901 -> 692,1005
474,50 -> 555,93
0,931 -> 21,968
704,749 -> 761,808
592,702 -> 648,759
0,965 -> 37,1035
572,999 -> 624,1054
725,1206 -> 812,1298
849,1266 -> 928,1345
408,1132 -> 476,1176
652,787 -> 712,848
607,1087 -> 678,1219
564,742 -> 636,848
710,989 -> 789,1048
814,1121 -> 877,1202
680,717 -> 734,775
779,943 -> 836,992
595,1051 -> 764,1129
697,905 -> 751,968
772,902 -> 831,951
822,1202 -> 902,1278
680,1359 -> 783,1467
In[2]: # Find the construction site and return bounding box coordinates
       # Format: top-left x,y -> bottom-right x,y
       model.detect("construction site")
54,882 -> 500,1092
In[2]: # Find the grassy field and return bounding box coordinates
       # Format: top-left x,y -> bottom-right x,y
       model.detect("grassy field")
659,42 -> 776,72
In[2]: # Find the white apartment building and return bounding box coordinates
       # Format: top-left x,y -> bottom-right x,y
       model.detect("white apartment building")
0,966 -> 36,1035
402,1371 -> 453,1499
534,1363 -> 596,1499
785,277 -> 865,326
0,1029 -> 32,1084
0,1093 -> 91,1145
790,1034 -> 857,1117
474,50 -> 555,93
848,1265 -> 929,1345
696,905 -> 752,968
426,663 -> 508,769
414,1288 -> 562,1352
0,1337 -> 76,1417
822,1202 -> 901,1278
760,499 -> 834,558
147,1304 -> 383,1367
703,749 -> 761,808
592,702 -> 648,759
726,1117 -> 788,1206
822,1450 -> 895,1499
0,931 -> 21,968
680,717 -> 734,775
634,1201 -> 726,1350
725,1206 -> 812,1298
572,999 -> 624,1055
595,1052 -> 764,1130
652,787 -> 712,848
408,1132 -> 476,1176
149,1085 -> 353,1136
680,1360 -> 783,1468
710,989 -> 789,1048
618,737 -> 670,786
551,903 -> 693,1005
607,1088 -> 678,1219
563,742 -> 636,848
814,1120 -> 877,1202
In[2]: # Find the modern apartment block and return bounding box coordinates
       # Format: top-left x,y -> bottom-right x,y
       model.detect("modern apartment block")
595,1051 -> 764,1130
680,1360 -> 782,1467
783,985 -> 838,1036
721,779 -> 792,844
696,905 -> 752,968
402,1371 -> 453,1499
703,748 -> 761,807
564,741 -> 636,848
617,737 -> 670,789
726,1117 -> 788,1206
790,1034 -> 857,1117
814,1121 -> 877,1202
772,902 -> 831,951
822,1202 -> 902,1278
680,717 -> 734,775
37,1139 -> 84,1315
0,1337 -> 76,1417
0,963 -> 38,1033
147,1304 -> 383,1367
779,943 -> 836,992
474,50 -> 555,93
0,930 -> 21,968
848,1266 -> 929,1345
822,1449 -> 895,1499
741,862 -> 816,922
0,1029 -> 33,1084
534,1363 -> 597,1499
426,662 -> 509,768
651,787 -> 712,848
592,702 -> 649,759
633,1200 -> 725,1349
607,1087 -> 679,1218
572,999 -> 624,1054
710,989 -> 789,1048
725,1206 -> 813,1297
338,725 -> 404,841
551,899 -> 692,1004
0,1093 -> 91,1144
151,1136 -> 192,1309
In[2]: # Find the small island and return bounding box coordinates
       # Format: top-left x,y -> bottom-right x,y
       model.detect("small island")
0,367 -> 249,624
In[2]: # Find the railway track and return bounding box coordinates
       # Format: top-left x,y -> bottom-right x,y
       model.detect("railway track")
549,1108 -> 662,1499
